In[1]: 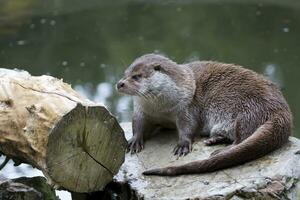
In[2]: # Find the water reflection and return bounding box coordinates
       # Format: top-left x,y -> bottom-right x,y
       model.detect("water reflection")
0,0 -> 300,198
263,64 -> 283,88
116,96 -> 133,121
1,1 -> 299,135
74,82 -> 133,121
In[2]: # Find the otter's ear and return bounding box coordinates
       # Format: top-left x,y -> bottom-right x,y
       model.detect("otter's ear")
154,65 -> 161,71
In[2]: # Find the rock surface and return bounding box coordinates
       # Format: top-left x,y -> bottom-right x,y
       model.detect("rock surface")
0,176 -> 58,200
115,123 -> 300,200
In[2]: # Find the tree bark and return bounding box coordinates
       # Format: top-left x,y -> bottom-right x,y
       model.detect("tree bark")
0,69 -> 127,193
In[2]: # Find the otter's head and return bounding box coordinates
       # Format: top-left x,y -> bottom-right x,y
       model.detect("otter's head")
116,54 -> 195,107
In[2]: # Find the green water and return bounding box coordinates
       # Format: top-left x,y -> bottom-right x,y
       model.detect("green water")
0,0 -> 300,137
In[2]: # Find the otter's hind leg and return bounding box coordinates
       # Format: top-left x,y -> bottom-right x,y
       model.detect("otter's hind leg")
210,145 -> 234,157
209,119 -> 242,157
204,134 -> 232,146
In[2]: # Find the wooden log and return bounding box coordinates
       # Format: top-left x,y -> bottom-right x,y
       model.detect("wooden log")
0,69 -> 127,193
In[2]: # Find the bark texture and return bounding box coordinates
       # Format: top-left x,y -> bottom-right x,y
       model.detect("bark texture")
0,69 -> 127,192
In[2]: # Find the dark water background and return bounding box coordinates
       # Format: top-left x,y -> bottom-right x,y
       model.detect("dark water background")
1,1 -> 299,136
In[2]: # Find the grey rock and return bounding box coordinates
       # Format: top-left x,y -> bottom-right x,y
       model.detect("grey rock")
0,176 -> 59,200
115,123 -> 300,200
0,176 -> 42,200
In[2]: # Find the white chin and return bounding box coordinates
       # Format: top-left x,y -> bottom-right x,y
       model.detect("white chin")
118,89 -> 136,96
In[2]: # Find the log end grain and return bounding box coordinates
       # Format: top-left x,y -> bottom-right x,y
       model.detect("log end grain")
46,104 -> 127,192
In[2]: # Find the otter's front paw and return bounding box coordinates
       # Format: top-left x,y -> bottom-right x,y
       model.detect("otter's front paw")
127,137 -> 144,154
173,140 -> 192,157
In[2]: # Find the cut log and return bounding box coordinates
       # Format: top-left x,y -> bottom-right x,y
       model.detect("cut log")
0,69 -> 127,193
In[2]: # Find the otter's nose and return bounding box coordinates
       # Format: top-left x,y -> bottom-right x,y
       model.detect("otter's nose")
117,81 -> 125,89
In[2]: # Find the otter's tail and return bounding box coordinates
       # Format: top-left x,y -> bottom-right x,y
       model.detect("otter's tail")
143,116 -> 291,176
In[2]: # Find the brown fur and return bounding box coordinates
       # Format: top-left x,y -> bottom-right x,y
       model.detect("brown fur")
117,54 -> 293,176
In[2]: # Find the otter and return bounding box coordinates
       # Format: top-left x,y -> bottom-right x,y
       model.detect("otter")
116,54 -> 292,176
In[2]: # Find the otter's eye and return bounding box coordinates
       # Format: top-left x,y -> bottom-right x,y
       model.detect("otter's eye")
154,65 -> 161,71
131,74 -> 142,81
